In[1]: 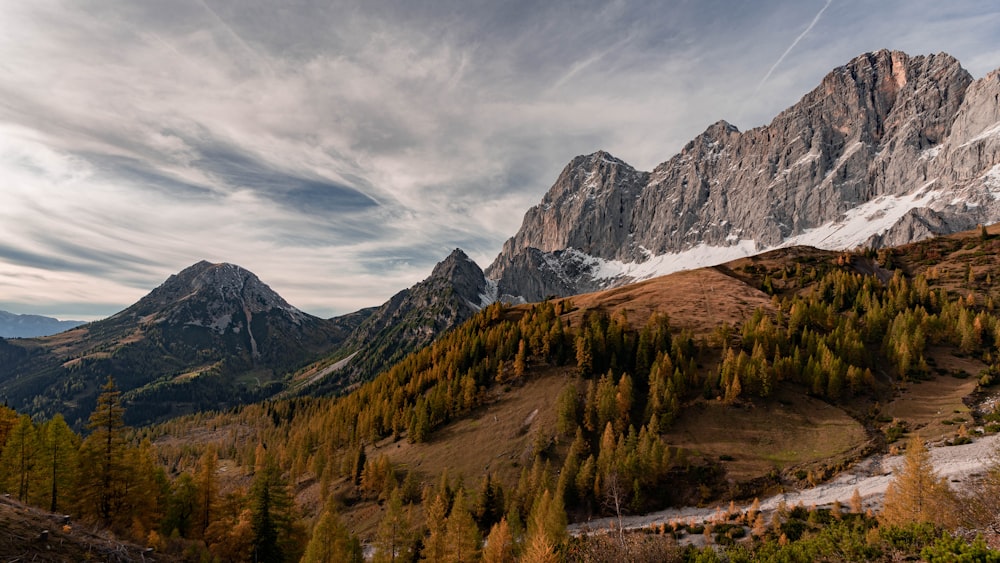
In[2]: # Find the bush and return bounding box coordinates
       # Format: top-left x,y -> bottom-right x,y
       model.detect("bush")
922,533 -> 1000,562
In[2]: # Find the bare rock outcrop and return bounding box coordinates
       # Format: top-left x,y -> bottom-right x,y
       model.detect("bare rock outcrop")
488,50 -> 1000,302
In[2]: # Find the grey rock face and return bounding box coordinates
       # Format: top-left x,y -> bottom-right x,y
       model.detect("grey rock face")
121,260 -> 306,336
315,248 -> 492,391
488,50 -> 1000,302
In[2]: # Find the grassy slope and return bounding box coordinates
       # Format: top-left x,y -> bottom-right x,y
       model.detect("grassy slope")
155,225 -> 1000,541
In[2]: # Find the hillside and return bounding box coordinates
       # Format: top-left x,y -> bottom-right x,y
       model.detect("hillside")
135,223 -> 1000,558
0,261 -> 368,426
293,248 -> 493,395
0,495 -> 172,562
2,225 -> 998,560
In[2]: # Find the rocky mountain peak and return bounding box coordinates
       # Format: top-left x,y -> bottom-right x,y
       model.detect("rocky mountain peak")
117,260 -> 304,333
487,50 -> 1000,303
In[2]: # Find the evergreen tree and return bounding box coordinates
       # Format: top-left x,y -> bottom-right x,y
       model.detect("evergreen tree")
125,439 -> 168,539
374,489 -> 413,563
195,447 -> 219,539
250,473 -> 282,562
36,413 -> 78,513
0,405 -> 18,455
163,472 -> 198,537
880,435 -> 956,527
0,414 -> 39,502
249,448 -> 296,562
482,518 -> 515,563
301,497 -> 363,563
445,488 -> 481,562
78,377 -> 127,525
524,489 -> 567,560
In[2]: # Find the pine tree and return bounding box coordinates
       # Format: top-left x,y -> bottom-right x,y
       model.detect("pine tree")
880,435 -> 956,527
422,489 -> 450,562
78,377 -> 127,525
444,488 -> 481,562
849,488 -> 863,514
374,489 -> 413,563
249,448 -> 296,563
163,472 -> 199,537
0,405 -> 18,455
525,489 -> 567,560
482,518 -> 515,563
195,447 -> 219,539
301,497 -> 363,563
125,439 -> 168,539
36,413 -> 78,513
521,531 -> 559,563
0,414 -> 39,502
250,470 -> 282,563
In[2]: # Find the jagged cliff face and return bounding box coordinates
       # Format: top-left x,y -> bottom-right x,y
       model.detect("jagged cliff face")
488,50 -> 1000,301
311,248 -> 492,392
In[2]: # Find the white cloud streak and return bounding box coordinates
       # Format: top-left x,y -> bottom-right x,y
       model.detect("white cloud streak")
757,0 -> 833,92
0,0 -> 997,321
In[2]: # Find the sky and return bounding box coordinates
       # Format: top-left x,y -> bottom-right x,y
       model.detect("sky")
1,1 -> 998,321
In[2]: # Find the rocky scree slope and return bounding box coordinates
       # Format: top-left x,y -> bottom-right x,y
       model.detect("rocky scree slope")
487,50 -> 1000,301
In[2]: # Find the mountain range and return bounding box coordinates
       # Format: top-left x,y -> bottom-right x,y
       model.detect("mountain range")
2,49 -> 999,424
0,310 -> 84,338
0,261 -> 366,425
488,50 -> 1000,301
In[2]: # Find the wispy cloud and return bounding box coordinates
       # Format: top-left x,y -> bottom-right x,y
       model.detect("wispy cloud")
757,0 -> 833,92
0,0 -> 997,320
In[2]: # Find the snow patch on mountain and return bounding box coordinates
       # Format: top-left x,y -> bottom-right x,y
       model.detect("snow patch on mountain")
585,241 -> 760,285
555,184 -> 947,288
478,278 -> 499,309
784,182 -> 940,250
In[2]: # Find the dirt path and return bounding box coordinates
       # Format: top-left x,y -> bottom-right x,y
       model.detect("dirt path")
570,434 -> 1000,534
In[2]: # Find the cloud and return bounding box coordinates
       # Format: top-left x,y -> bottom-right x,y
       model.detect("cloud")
0,0 -> 998,320
757,0 -> 833,92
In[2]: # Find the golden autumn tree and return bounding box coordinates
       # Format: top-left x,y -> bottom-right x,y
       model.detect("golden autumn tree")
444,488 -> 481,562
78,377 -> 128,526
301,497 -> 362,563
880,434 -> 956,527
482,518 -> 515,563
0,414 -> 39,502
36,413 -> 79,513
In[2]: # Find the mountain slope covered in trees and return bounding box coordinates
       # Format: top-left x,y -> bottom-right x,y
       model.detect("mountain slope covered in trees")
0,261 -> 368,427
14,224 -> 988,560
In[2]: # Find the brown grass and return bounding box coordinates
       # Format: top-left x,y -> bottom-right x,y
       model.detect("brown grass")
376,366 -> 573,489
561,268 -> 774,336
883,360 -> 981,443
0,495 -> 169,562
667,387 -> 867,481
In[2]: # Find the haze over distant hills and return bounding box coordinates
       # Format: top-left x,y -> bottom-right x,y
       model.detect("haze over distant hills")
0,310 -> 84,338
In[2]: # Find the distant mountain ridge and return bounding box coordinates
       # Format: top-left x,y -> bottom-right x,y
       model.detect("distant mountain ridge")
486,50 -> 1000,301
0,310 -> 85,338
0,261 -> 367,426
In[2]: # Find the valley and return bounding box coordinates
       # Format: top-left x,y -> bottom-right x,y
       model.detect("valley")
1,47 -> 1000,561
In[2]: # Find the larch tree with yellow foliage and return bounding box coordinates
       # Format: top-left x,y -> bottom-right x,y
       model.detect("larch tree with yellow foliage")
880,434 -> 956,527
